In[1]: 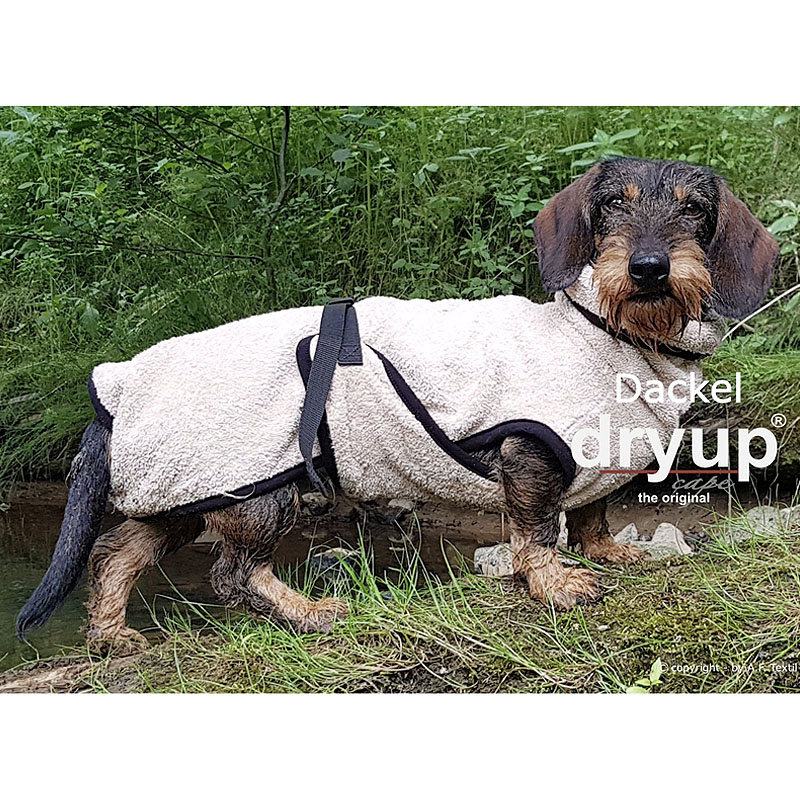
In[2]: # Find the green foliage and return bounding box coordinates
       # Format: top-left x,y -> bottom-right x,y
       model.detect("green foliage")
1,106 -> 799,481
626,658 -> 664,693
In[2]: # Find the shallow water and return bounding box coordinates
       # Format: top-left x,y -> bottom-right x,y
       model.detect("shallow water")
2,477 -> 765,671
0,496 -> 217,669
0,484 -> 496,670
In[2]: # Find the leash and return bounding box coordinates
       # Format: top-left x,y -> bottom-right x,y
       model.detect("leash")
298,298 -> 363,495
563,293 -> 710,361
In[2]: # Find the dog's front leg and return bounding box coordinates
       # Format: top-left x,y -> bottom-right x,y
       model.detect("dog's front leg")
500,435 -> 602,610
566,497 -> 646,564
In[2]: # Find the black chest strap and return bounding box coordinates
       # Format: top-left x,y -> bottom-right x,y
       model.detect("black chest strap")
298,298 -> 363,495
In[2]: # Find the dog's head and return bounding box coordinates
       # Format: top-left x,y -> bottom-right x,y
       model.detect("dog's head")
533,157 -> 779,341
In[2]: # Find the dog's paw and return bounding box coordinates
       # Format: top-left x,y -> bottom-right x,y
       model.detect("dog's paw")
584,539 -> 648,564
295,597 -> 349,634
543,567 -> 604,611
86,625 -> 149,656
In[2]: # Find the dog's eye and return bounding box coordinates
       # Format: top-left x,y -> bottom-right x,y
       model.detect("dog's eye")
605,197 -> 624,209
684,201 -> 703,217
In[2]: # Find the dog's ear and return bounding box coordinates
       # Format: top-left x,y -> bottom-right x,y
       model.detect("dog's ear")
706,180 -> 779,318
534,166 -> 600,292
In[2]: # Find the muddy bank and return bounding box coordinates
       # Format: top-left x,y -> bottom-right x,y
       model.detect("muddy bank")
0,654 -> 142,693
0,477 -> 786,675
6,521 -> 800,694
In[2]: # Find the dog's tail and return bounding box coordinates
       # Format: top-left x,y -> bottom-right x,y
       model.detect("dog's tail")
16,419 -> 111,639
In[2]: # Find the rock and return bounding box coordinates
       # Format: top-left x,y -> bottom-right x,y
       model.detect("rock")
308,547 -> 359,579
683,529 -> 713,551
718,523 -> 754,544
614,521 -> 692,559
388,498 -> 416,513
781,506 -> 800,531
716,505 -> 787,544
614,523 -> 639,544
474,538 -> 579,576
474,544 -> 514,577
358,499 -> 415,528
557,512 -> 568,548
476,519 -> 696,575
745,505 -> 782,537
301,491 -> 333,516
645,523 -> 693,557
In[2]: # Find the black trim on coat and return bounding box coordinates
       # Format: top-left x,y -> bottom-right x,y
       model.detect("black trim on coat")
156,460 -> 325,519
458,419 -> 576,484
368,347 -> 576,485
563,293 -> 711,361
88,374 -> 114,431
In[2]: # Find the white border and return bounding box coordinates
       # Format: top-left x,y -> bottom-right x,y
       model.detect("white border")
2,2 -> 798,103
1,696 -> 797,793
2,0 -> 799,787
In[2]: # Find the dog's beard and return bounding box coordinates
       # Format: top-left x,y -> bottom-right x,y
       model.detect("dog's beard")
593,238 -> 711,342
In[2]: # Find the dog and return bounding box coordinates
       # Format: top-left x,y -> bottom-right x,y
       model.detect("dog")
17,157 -> 778,651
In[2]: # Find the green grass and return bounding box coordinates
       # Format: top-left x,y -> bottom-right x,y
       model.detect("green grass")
16,508 -> 790,694
2,106 -> 800,484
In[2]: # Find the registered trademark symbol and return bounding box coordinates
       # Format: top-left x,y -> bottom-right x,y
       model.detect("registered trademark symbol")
771,413 -> 787,428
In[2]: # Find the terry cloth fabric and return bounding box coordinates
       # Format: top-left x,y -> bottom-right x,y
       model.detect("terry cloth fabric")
90,265 -> 725,518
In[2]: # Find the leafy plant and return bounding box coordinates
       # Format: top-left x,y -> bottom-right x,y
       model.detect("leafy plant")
557,127 -> 642,168
626,658 -> 664,693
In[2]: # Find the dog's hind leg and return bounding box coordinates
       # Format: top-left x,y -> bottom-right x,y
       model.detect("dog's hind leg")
500,435 -> 603,610
566,497 -> 646,564
207,486 -> 348,634
86,515 -> 201,653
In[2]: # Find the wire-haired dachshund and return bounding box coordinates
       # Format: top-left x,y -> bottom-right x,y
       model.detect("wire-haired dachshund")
18,157 -> 778,652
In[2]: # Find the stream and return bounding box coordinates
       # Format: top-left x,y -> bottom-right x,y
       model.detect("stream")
0,479 -> 770,670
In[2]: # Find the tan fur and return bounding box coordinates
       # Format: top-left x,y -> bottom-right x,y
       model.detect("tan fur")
668,241 -> 713,320
623,183 -> 640,201
593,236 -> 710,341
250,565 -> 348,633
566,499 -> 646,564
510,524 -> 602,610
205,489 -> 349,633
85,487 -> 348,647
86,516 -> 200,653
674,185 -> 688,201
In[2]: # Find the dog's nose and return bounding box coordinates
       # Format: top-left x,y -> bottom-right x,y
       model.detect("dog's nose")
628,252 -> 670,290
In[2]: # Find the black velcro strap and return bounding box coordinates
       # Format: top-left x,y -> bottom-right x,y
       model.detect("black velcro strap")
298,298 -> 362,494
